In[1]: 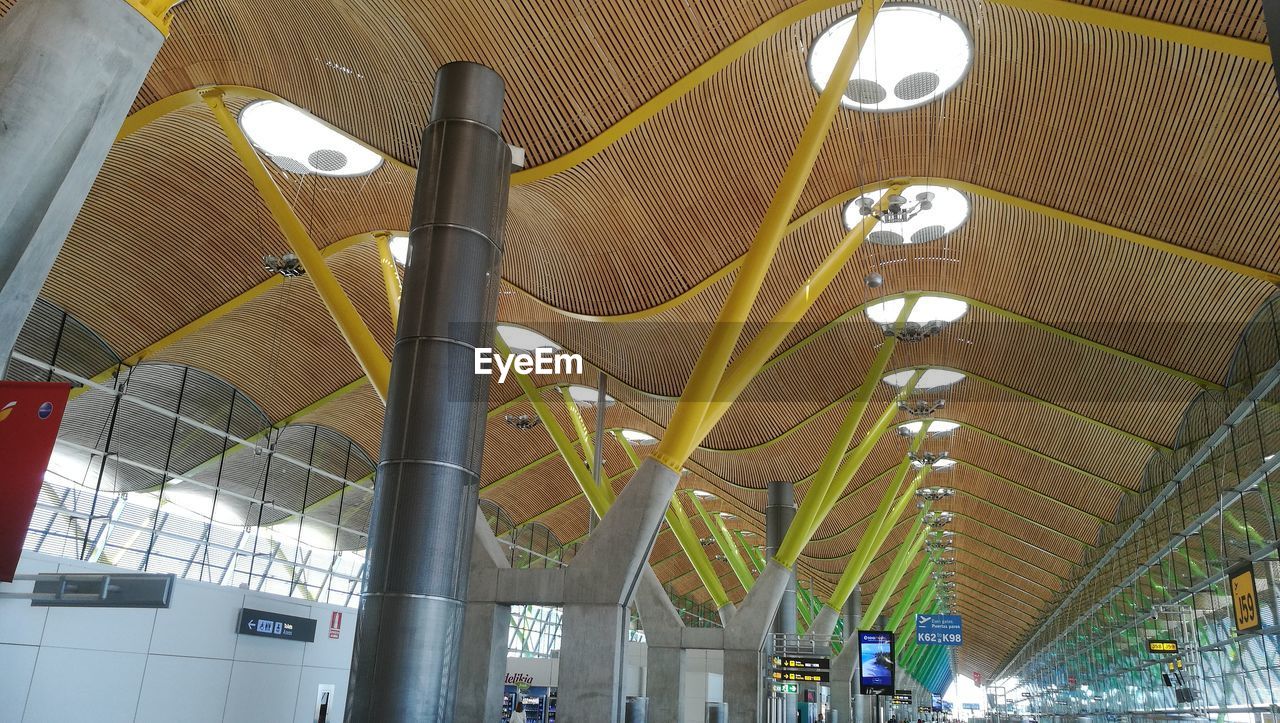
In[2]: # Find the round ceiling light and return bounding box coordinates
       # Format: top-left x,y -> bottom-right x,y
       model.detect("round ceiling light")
620,429 -> 658,445
388,235 -> 408,265
866,296 -> 969,326
239,100 -> 382,177
897,419 -> 960,436
809,5 -> 973,112
496,324 -> 560,353
843,185 -> 970,244
882,368 -> 966,390
566,385 -> 615,406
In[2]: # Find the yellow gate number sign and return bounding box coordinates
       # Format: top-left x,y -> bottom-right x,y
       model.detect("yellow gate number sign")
1229,561 -> 1261,634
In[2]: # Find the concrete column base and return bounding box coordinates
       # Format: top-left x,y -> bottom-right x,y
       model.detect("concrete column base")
453,600 -> 511,721
831,643 -> 857,723
558,602 -> 627,722
646,645 -> 687,722
723,647 -> 763,723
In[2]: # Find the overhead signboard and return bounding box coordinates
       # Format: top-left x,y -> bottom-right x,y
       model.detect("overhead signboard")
772,669 -> 829,683
963,703 -> 980,710
892,691 -> 913,705
916,614 -> 962,646
1229,561 -> 1261,634
1147,639 -> 1179,654
0,381 -> 71,582
858,630 -> 896,695
237,608 -> 317,642
772,655 -> 830,671
773,683 -> 799,695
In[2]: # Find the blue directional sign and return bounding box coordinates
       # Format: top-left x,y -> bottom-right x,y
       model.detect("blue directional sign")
915,614 -> 962,646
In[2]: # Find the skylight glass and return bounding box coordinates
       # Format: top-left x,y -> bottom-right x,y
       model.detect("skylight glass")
882,368 -> 966,390
897,419 -> 960,436
621,429 -> 658,445
913,458 -> 957,469
692,490 -> 716,498
239,100 -> 382,177
809,5 -> 972,112
389,235 -> 408,265
496,324 -> 560,353
843,185 -> 970,244
866,296 -> 969,325
566,385 -> 615,405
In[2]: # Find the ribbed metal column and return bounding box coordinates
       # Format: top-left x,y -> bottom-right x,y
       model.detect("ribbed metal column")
1266,0 -> 1280,94
346,62 -> 511,722
766,482 -> 797,636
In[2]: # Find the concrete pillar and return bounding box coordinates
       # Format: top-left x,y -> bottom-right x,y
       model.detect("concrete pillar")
346,62 -> 511,722
455,516 -> 514,722
635,568 -> 687,723
0,0 -> 166,375
832,586 -> 862,723
558,458 -> 682,722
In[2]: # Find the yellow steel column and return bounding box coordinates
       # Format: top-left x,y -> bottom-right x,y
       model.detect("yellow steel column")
122,0 -> 182,34
652,0 -> 886,470
560,387 -> 596,471
202,89 -> 391,401
689,491 -> 755,591
861,514 -> 930,623
374,232 -> 402,329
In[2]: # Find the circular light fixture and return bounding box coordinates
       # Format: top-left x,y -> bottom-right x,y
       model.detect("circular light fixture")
843,185 -> 970,245
496,324 -> 560,353
897,419 -> 960,436
692,489 -> 716,499
388,235 -> 408,265
866,296 -> 969,326
566,385 -> 615,406
239,101 -> 382,177
808,5 -> 973,112
883,368 -> 966,390
620,429 -> 658,445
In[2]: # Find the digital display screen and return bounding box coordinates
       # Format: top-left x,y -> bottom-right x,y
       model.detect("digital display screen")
1147,639 -> 1179,654
237,607 -> 317,642
892,691 -> 913,705
858,630 -> 896,695
772,669 -> 830,683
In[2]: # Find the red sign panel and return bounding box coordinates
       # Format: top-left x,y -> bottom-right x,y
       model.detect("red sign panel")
973,671 -> 981,686
329,611 -> 342,639
1067,675 -> 1077,686
0,382 -> 70,582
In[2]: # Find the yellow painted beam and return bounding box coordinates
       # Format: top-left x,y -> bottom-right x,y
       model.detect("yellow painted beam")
861,515 -> 929,623
689,185 -> 907,443
122,0 -> 182,35
652,0 -> 886,471
689,491 -> 755,591
374,232 -> 401,329
561,387 -> 596,472
202,89 -> 391,401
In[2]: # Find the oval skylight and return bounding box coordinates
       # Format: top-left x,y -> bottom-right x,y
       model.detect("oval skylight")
913,458 -> 958,470
692,489 -> 716,498
843,185 -> 970,245
866,296 -> 969,325
809,5 -> 972,112
388,235 -> 408,265
897,419 -> 960,436
239,100 -> 382,177
883,368 -> 966,390
620,429 -> 658,445
497,324 -> 560,353
566,385 -> 615,406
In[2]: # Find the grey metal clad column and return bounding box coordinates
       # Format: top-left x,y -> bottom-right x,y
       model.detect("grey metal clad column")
0,0 -> 165,375
1266,0 -> 1280,93
766,482 -> 797,637
345,62 -> 512,723
766,481 -> 797,717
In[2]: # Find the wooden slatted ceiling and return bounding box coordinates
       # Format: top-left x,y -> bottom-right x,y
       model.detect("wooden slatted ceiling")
4,0 -> 1276,675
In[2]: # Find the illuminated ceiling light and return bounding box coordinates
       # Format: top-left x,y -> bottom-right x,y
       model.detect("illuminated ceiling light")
720,513 -> 737,520
496,324 -> 560,353
809,5 -> 972,113
844,185 -> 970,245
897,419 -> 960,437
867,296 -> 969,341
924,511 -> 955,528
912,456 -> 957,471
388,235 -> 408,265
620,429 -> 658,445
566,385 -> 615,406
239,100 -> 382,177
915,485 -> 956,501
883,368 -> 966,390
